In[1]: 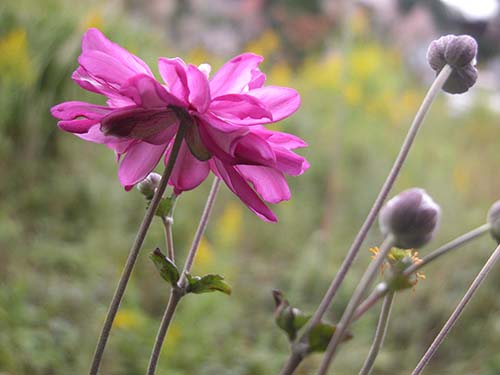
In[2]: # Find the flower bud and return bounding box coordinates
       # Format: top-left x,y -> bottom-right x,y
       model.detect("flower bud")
427,34 -> 478,94
136,172 -> 161,199
379,188 -> 441,249
487,200 -> 500,243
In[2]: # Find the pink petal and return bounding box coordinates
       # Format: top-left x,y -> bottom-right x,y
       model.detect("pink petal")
274,147 -> 310,176
51,101 -> 113,133
118,142 -> 167,188
187,64 -> 211,113
158,57 -> 189,104
247,86 -> 301,123
120,74 -> 186,108
100,107 -> 179,145
210,53 -> 264,96
79,51 -> 138,88
248,69 -> 266,90
77,124 -> 134,156
251,126 -> 308,149
166,142 -> 210,194
209,94 -> 272,125
237,165 -> 291,203
198,118 -> 248,163
81,28 -> 153,80
211,159 -> 277,222
233,132 -> 276,166
51,101 -> 112,120
58,118 -> 98,133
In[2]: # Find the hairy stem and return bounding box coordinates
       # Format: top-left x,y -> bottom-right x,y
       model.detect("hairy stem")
89,124 -> 186,375
147,177 -> 221,374
317,235 -> 395,375
280,65 -> 453,375
411,243 -> 500,375
359,292 -> 395,375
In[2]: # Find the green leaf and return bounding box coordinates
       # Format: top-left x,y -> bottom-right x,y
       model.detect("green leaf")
149,248 -> 179,286
309,322 -> 353,352
272,290 -> 352,353
186,274 -> 232,295
155,197 -> 174,218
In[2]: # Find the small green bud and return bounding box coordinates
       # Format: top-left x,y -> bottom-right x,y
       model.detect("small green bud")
137,172 -> 161,199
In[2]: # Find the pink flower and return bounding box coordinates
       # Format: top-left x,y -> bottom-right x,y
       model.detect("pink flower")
51,28 -> 308,222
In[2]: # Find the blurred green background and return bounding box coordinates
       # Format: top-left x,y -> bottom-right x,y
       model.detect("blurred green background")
1,0 -> 500,374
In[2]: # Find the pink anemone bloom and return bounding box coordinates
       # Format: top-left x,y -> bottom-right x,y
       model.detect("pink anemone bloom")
51,28 -> 309,222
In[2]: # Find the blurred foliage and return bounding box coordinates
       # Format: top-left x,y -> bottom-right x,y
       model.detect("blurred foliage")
1,1 -> 500,374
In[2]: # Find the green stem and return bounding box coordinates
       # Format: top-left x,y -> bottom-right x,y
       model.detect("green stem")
89,124 -> 186,375
317,235 -> 395,375
147,177 -> 221,374
358,292 -> 395,375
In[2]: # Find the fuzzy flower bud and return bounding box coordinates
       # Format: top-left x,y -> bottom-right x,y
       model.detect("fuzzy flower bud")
487,200 -> 500,243
136,172 -> 161,199
427,34 -> 478,94
379,188 -> 441,249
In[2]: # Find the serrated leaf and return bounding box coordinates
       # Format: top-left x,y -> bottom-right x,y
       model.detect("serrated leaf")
149,248 -> 179,286
186,274 -> 232,295
155,197 -> 174,218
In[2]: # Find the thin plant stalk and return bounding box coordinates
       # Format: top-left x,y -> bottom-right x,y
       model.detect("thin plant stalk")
404,223 -> 490,276
411,243 -> 500,375
358,292 -> 395,375
89,124 -> 186,375
161,197 -> 178,262
316,235 -> 395,375
147,177 -> 221,375
353,222 -> 490,321
281,64 -> 453,375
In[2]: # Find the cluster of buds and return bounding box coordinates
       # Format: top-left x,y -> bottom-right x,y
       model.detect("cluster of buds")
427,34 -> 478,94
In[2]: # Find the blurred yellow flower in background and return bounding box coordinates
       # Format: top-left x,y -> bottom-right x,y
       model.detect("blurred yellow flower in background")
113,309 -> 143,330
245,30 -> 280,57
81,9 -> 104,31
0,28 -> 34,85
215,202 -> 243,249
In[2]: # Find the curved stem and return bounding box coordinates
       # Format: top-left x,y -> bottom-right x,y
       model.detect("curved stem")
147,177 -> 221,374
411,243 -> 500,375
404,223 -> 490,276
286,66 -> 453,371
359,292 -> 395,375
89,124 -> 186,375
317,235 -> 395,375
352,283 -> 388,322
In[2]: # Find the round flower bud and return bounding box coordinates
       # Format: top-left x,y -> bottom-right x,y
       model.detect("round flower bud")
427,34 -> 478,94
136,172 -> 161,199
379,188 -> 441,249
487,200 -> 500,243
